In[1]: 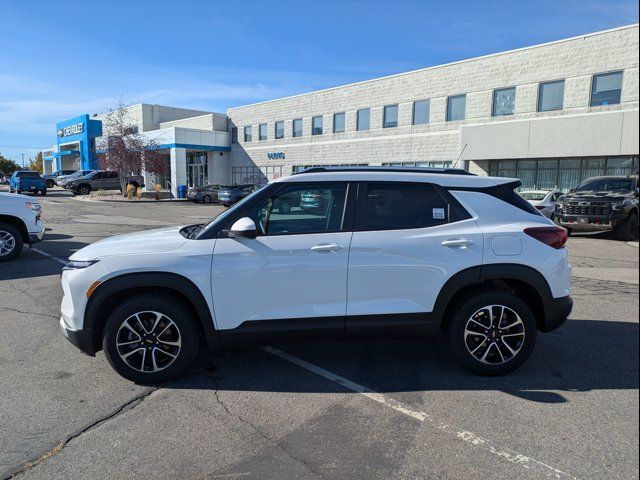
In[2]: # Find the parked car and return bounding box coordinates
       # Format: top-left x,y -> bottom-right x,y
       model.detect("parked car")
0,192 -> 45,261
186,184 -> 225,203
60,166 -> 572,382
57,170 -> 94,187
42,169 -> 76,188
519,190 -> 563,219
555,175 -> 639,240
8,171 -> 47,196
66,171 -> 145,195
217,184 -> 262,207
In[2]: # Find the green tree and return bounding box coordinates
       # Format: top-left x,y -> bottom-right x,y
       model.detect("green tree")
0,153 -> 19,175
27,152 -> 44,173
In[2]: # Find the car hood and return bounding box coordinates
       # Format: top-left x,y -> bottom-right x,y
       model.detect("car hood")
70,226 -> 189,260
562,191 -> 631,202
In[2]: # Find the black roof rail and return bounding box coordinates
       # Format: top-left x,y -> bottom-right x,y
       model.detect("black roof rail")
294,166 -> 475,176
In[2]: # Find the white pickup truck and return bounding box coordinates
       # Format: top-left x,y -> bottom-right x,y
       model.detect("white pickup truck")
0,192 -> 45,261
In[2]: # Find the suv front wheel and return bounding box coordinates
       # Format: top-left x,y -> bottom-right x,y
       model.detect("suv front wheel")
446,289 -> 537,375
103,294 -> 199,383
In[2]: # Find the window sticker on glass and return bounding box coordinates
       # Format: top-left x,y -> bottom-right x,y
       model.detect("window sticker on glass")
433,208 -> 445,220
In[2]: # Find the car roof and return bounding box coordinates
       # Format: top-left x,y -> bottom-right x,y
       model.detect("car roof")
275,169 -> 512,189
520,190 -> 552,194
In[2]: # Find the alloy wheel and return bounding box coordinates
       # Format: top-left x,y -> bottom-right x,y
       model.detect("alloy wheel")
0,230 -> 16,257
464,305 -> 525,364
116,311 -> 182,373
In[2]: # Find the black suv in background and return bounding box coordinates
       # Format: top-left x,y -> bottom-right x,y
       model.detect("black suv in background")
556,175 -> 639,240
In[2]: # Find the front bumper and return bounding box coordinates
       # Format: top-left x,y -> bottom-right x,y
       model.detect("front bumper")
558,213 -> 625,231
60,316 -> 95,356
541,295 -> 573,333
28,225 -> 45,244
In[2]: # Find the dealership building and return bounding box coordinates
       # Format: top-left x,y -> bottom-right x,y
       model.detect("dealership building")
44,24 -> 639,194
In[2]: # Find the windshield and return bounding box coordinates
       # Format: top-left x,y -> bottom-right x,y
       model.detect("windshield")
574,178 -> 634,193
520,192 -> 547,201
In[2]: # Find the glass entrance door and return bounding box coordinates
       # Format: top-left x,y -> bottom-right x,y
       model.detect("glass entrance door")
187,151 -> 208,187
188,164 -> 207,187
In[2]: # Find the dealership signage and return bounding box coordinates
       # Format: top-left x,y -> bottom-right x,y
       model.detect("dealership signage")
57,122 -> 84,138
267,152 -> 285,160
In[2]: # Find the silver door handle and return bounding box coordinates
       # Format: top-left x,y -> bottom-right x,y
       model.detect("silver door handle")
310,243 -> 343,252
441,238 -> 473,248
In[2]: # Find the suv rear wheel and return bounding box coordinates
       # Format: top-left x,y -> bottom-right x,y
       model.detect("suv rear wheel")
445,289 -> 537,375
103,294 -> 199,383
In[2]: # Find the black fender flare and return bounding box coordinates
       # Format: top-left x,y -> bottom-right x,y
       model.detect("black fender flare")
432,264 -> 555,328
85,272 -> 221,353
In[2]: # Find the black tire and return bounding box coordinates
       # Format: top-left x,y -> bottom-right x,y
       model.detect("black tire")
16,190 -> 22,194
445,288 -> 538,376
565,227 -> 573,237
78,184 -> 91,195
45,179 -> 55,188
616,211 -> 638,241
40,190 -> 47,196
202,195 -> 212,203
0,222 -> 23,262
103,294 -> 199,383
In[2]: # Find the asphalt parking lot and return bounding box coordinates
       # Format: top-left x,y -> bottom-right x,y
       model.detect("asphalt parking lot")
1,188 -> 638,480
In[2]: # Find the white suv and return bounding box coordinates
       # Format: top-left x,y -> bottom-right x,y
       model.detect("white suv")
60,167 -> 572,382
0,192 -> 45,261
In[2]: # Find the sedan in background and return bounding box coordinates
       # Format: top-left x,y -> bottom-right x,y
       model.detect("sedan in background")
187,184 -> 225,203
58,170 -> 95,187
519,190 -> 563,219
218,184 -> 262,207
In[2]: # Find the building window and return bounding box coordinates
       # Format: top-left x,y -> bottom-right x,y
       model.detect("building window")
333,112 -> 345,133
259,123 -> 268,141
382,161 -> 452,168
244,126 -> 252,142
488,156 -> 639,192
591,71 -> 623,106
413,100 -> 430,125
292,118 -> 303,137
231,127 -> 238,144
312,115 -> 323,135
357,108 -> 370,131
275,121 -> 284,139
446,94 -> 466,121
231,165 -> 283,185
538,80 -> 564,112
493,87 -> 516,116
383,104 -> 398,128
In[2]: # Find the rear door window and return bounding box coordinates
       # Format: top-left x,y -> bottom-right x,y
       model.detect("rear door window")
355,182 -> 470,231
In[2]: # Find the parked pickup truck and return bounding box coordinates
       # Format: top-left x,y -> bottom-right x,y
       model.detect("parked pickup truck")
66,170 -> 145,195
0,192 -> 45,261
42,169 -> 76,188
555,175 -> 639,240
8,171 -> 47,196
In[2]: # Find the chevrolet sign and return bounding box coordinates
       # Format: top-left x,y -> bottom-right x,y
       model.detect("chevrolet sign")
58,123 -> 84,137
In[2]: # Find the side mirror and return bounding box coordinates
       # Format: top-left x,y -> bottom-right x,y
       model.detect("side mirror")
229,217 -> 258,239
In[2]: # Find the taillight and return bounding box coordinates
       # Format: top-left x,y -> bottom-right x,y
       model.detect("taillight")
524,226 -> 568,249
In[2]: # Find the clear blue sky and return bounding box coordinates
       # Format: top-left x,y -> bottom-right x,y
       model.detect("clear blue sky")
1,0 -> 638,163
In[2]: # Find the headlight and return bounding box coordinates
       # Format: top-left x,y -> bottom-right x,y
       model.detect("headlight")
611,201 -> 625,211
25,201 -> 41,212
63,260 -> 99,271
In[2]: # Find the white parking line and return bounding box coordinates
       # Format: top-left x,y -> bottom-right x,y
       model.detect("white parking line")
30,247 -> 67,266
263,346 -> 578,480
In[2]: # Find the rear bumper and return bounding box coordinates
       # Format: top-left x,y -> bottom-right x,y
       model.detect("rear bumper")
60,316 -> 95,356
541,295 -> 573,333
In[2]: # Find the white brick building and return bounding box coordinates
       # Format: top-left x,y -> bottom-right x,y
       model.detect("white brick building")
44,24 -> 639,194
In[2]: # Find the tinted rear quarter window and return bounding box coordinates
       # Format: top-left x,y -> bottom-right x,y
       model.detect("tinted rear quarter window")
356,182 -> 470,230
